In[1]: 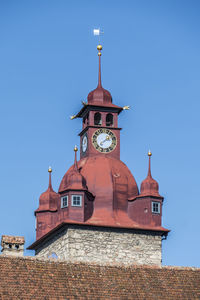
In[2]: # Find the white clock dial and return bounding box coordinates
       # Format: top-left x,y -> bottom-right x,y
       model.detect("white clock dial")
97,133 -> 112,149
82,135 -> 88,152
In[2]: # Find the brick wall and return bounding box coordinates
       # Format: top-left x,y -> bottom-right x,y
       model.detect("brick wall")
35,225 -> 162,266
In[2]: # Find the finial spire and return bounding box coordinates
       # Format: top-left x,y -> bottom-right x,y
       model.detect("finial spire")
48,166 -> 52,189
147,150 -> 152,178
97,44 -> 102,87
74,145 -> 78,171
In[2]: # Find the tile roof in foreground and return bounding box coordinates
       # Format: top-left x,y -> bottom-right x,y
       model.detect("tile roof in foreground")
0,255 -> 199,300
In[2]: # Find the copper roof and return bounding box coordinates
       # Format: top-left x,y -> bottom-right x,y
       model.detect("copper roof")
0,256 -> 199,299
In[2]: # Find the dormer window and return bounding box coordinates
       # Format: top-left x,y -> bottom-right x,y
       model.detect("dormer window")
152,201 -> 160,214
61,196 -> 68,208
106,113 -> 113,126
94,112 -> 102,125
72,195 -> 82,207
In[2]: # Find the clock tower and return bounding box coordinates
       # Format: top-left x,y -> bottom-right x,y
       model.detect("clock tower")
76,45 -> 123,160
29,43 -> 169,267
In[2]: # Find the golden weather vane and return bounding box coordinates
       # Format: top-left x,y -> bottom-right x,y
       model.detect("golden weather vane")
70,29 -> 104,121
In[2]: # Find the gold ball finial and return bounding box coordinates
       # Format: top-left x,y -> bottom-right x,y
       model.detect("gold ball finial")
74,145 -> 78,152
48,166 -> 52,173
97,44 -> 102,51
97,44 -> 102,56
148,150 -> 152,157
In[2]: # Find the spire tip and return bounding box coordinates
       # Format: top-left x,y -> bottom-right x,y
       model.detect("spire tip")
97,44 -> 102,56
73,146 -> 78,170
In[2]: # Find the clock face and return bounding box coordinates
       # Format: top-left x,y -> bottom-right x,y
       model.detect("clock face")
82,134 -> 88,153
92,128 -> 117,153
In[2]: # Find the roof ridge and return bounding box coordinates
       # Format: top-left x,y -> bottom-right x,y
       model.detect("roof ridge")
0,255 -> 199,270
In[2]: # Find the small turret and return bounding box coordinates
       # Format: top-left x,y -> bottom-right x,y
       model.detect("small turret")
60,146 -> 87,191
140,151 -> 161,197
36,167 -> 59,212
128,151 -> 163,227
59,147 -> 94,222
35,167 -> 59,240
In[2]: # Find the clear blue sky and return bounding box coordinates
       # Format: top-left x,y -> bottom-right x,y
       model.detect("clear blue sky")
0,0 -> 200,267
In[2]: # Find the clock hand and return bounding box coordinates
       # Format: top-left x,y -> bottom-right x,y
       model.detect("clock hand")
100,136 -> 111,146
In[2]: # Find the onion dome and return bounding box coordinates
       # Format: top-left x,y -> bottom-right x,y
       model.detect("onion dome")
87,44 -> 112,105
140,151 -> 161,197
36,167 -> 59,212
59,146 -> 87,192
59,155 -> 138,214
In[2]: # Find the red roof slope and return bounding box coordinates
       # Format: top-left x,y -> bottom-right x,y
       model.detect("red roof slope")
0,256 -> 199,299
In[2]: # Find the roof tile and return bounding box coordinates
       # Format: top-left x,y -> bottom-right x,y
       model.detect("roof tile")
0,256 -> 199,299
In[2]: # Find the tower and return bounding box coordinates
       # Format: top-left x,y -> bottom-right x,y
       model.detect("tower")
28,44 -> 169,266
77,45 -> 122,160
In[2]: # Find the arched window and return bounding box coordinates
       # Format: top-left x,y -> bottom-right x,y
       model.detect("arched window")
94,112 -> 102,125
86,114 -> 89,125
48,252 -> 58,259
106,113 -> 113,126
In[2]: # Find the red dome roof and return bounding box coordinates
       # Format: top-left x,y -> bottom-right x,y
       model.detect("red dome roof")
140,176 -> 160,197
59,148 -> 87,192
87,86 -> 112,105
60,166 -> 87,191
59,156 -> 138,217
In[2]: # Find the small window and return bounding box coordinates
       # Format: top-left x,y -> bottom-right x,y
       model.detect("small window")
72,195 -> 82,207
48,252 -> 58,259
61,196 -> 68,208
152,201 -> 160,214
86,114 -> 89,125
83,114 -> 89,125
94,112 -> 102,125
106,113 -> 113,126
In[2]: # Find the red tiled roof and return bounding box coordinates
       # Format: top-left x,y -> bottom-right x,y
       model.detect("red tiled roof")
0,255 -> 199,299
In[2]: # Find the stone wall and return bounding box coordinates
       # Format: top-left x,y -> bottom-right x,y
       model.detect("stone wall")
35,225 -> 162,266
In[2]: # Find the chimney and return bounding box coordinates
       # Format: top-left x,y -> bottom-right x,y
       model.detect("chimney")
1,235 -> 25,257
